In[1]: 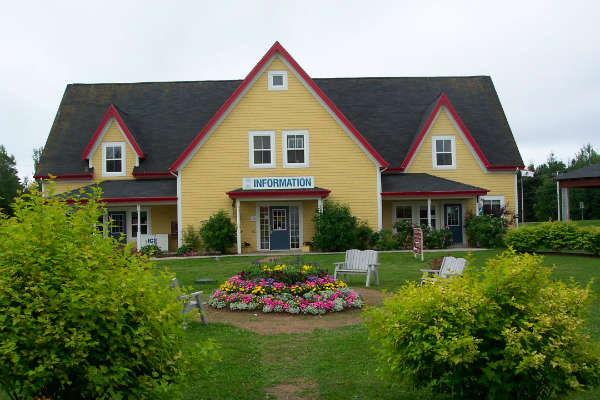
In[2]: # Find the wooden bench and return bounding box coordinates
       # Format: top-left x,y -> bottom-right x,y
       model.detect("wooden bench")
171,278 -> 207,325
333,249 -> 379,287
420,256 -> 466,285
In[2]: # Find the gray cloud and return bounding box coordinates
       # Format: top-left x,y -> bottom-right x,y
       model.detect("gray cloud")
1,0 -> 598,179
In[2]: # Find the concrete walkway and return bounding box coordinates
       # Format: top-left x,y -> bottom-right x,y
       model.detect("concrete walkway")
151,247 -> 488,261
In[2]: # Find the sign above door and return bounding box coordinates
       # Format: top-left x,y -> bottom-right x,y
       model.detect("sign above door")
242,176 -> 314,190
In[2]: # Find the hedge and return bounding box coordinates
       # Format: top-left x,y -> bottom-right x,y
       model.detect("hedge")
505,221 -> 600,254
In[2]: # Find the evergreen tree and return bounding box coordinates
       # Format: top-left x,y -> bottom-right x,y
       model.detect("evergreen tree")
0,145 -> 21,215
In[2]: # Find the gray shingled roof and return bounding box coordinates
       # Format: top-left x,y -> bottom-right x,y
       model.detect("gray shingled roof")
555,163 -> 600,181
61,179 -> 176,200
382,173 -> 487,193
37,76 -> 523,176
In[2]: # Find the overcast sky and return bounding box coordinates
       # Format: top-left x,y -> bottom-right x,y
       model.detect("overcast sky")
1,0 -> 598,180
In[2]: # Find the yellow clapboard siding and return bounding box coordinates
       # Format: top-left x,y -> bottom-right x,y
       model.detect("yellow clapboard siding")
181,56 -> 379,250
406,108 -> 516,215
151,205 -> 177,234
91,121 -> 137,180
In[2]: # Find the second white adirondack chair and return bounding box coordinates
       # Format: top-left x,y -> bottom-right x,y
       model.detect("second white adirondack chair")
333,249 -> 379,287
420,256 -> 466,285
171,278 -> 207,325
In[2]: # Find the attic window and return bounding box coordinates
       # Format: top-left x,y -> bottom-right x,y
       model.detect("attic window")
432,136 -> 456,169
268,71 -> 288,90
102,142 -> 126,177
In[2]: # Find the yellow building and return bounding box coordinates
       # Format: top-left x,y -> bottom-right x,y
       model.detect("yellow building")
36,42 -> 523,252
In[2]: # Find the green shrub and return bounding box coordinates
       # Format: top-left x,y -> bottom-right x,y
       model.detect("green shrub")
313,201 -> 363,251
393,220 -> 413,249
355,221 -> 375,250
0,186 -> 216,399
506,221 -> 600,254
392,221 -> 452,249
423,226 -> 453,249
375,229 -> 398,250
140,244 -> 163,256
363,250 -> 600,398
465,214 -> 507,248
199,210 -> 236,253
183,225 -> 201,250
580,227 -> 600,255
176,244 -> 196,255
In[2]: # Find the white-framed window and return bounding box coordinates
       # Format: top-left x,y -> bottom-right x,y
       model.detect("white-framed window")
419,206 -> 437,227
432,135 -> 456,169
102,142 -> 126,176
131,211 -> 148,237
268,70 -> 288,90
249,131 -> 276,168
480,195 -> 505,216
393,205 -> 412,223
282,130 -> 309,168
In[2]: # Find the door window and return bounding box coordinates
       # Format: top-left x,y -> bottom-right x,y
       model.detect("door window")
271,208 -> 287,230
446,206 -> 459,226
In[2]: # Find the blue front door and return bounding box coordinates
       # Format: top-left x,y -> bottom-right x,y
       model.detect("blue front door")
108,211 -> 127,243
444,204 -> 462,244
269,206 -> 290,250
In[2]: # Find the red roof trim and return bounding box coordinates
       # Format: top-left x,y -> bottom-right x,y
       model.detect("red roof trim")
487,165 -> 524,170
34,174 -> 93,180
81,104 -> 145,160
227,189 -> 331,199
399,93 -> 498,171
132,172 -> 175,178
67,196 -> 177,204
382,189 -> 488,198
170,41 -> 388,171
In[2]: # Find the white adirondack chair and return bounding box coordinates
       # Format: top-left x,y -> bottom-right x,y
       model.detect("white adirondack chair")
171,278 -> 207,325
420,256 -> 466,285
333,249 -> 379,287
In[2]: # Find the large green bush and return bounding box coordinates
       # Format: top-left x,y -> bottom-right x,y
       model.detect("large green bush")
199,210 -> 236,253
506,221 -> 600,254
363,250 -> 600,398
312,201 -> 363,251
465,214 -> 507,248
0,186 -> 215,399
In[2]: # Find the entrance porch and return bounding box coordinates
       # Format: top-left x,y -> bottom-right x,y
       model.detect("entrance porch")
227,187 -> 330,253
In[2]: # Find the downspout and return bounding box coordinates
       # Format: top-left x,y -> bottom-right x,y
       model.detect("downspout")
170,170 -> 183,248
377,166 -> 389,231
514,168 -> 519,228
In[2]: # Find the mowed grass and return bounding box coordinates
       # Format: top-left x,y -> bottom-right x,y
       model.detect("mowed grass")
157,251 -> 600,400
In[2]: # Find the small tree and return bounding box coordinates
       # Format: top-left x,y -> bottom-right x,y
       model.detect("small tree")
364,250 -> 600,398
312,200 -> 362,251
199,210 -> 236,253
0,185 -> 215,399
183,224 -> 201,250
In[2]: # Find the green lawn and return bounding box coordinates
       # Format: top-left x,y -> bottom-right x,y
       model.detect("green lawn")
157,251 -> 600,400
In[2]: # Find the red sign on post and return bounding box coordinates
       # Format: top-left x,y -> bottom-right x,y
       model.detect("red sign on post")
413,227 -> 424,261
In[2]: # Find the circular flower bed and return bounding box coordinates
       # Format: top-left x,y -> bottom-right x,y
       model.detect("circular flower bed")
208,264 -> 363,315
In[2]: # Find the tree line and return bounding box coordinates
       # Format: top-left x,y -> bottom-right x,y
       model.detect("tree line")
0,144 -> 43,215
520,144 -> 600,222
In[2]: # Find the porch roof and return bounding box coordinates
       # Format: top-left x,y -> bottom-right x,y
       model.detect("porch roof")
60,179 -> 177,203
226,187 -> 331,199
381,173 -> 488,197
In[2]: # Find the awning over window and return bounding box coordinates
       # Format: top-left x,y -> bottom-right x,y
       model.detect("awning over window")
227,187 -> 330,199
381,173 -> 488,198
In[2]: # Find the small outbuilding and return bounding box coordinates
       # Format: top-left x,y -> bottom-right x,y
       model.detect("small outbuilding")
555,163 -> 600,220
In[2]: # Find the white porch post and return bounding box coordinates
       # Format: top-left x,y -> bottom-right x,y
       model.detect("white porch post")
236,199 -> 241,254
556,179 -> 561,221
136,203 -> 141,251
318,197 -> 323,213
427,198 -> 432,229
561,187 -> 570,221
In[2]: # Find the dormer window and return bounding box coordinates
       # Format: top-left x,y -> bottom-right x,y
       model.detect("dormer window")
102,142 -> 126,176
432,135 -> 456,169
268,71 -> 288,91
